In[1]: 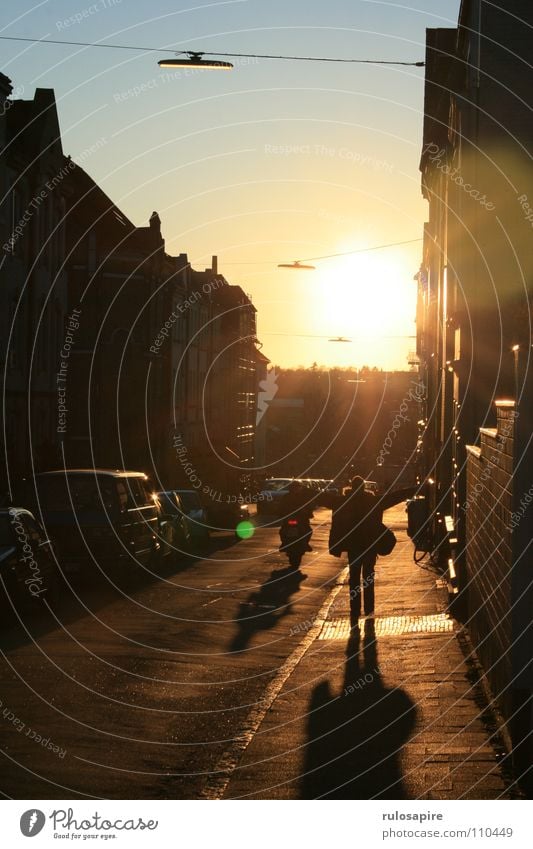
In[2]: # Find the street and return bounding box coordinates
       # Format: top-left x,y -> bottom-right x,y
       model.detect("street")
0,0 -> 532,833
0,509 -> 341,799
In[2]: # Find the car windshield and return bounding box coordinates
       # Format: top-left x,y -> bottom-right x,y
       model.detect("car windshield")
157,493 -> 179,514
36,475 -> 117,512
0,516 -> 14,546
175,491 -> 201,511
263,479 -> 291,491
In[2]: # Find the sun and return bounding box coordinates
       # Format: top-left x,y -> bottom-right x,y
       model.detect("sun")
308,250 -> 417,360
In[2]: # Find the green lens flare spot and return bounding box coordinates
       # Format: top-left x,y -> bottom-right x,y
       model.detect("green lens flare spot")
236,520 -> 255,540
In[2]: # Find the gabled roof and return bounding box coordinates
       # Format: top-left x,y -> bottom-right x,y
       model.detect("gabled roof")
67,162 -> 133,226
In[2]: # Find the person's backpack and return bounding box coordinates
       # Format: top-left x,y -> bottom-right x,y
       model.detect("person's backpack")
375,524 -> 397,556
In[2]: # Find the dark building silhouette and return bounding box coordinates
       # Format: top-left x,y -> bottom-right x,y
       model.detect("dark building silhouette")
62,164 -> 179,478
0,78 -> 69,493
417,2 -> 533,782
211,280 -> 258,480
0,76 -> 264,499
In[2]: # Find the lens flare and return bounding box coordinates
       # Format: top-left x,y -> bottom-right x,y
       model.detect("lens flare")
236,521 -> 255,540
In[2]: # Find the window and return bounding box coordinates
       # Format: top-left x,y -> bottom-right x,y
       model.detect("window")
37,475 -> 116,513
19,514 -> 45,545
8,296 -> 22,369
0,516 -> 13,546
124,478 -> 153,508
158,492 -> 179,514
116,482 -> 129,512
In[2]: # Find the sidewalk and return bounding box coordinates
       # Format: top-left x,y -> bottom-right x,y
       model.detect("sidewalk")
223,504 -> 518,799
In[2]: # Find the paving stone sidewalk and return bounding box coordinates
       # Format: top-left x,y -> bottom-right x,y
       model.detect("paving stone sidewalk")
223,504 -> 519,799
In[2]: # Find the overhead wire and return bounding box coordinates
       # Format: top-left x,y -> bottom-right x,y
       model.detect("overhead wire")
216,238 -> 423,267
0,35 -> 424,66
293,237 -> 423,263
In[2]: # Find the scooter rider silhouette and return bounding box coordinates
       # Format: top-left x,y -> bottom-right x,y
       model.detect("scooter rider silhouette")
280,481 -> 316,552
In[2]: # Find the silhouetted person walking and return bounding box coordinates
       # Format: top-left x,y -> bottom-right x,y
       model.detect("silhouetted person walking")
329,476 -> 383,624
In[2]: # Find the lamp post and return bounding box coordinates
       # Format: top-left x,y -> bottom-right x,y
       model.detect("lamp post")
512,344 -> 520,404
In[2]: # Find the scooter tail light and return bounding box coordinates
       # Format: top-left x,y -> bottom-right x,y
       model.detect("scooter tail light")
287,519 -> 298,526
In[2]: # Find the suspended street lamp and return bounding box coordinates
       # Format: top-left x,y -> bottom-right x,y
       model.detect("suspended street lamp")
158,52 -> 233,70
277,261 -> 316,270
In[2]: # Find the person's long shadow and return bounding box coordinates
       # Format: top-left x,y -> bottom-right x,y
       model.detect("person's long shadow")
229,566 -> 307,653
301,619 -> 416,798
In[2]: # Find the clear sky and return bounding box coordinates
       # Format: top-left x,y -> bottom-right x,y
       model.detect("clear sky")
1,0 -> 461,369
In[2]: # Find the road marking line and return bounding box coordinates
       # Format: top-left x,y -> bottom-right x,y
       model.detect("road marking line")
199,567 -> 349,799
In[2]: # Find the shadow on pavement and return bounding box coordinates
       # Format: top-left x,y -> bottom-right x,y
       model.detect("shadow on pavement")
229,566 -> 307,653
301,619 -> 416,799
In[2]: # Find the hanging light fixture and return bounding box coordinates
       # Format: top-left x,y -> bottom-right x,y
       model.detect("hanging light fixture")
158,52 -> 233,69
277,261 -> 316,270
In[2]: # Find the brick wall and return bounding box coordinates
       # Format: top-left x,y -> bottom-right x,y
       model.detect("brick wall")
465,403 -> 517,719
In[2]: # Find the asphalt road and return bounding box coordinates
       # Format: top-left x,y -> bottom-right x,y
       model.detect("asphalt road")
0,509 -> 342,799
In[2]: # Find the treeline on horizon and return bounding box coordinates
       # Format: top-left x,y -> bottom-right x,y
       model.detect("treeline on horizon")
271,364 -> 414,375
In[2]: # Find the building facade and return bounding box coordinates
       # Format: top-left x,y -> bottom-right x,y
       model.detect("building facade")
1,79 -> 69,495
1,75 -> 264,503
417,2 -> 533,779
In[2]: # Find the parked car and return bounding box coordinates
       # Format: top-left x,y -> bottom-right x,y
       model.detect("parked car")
206,499 -> 251,538
325,480 -> 341,496
156,491 -> 193,557
24,469 -> 164,572
0,507 -> 58,620
173,490 -> 210,543
256,478 -> 294,517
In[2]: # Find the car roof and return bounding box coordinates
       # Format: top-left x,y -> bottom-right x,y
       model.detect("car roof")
34,469 -> 148,479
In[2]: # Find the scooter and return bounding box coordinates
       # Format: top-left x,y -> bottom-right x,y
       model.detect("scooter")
279,516 -> 312,569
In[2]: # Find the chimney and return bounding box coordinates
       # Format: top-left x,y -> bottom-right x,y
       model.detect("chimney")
0,72 -> 13,103
212,255 -> 218,275
149,211 -> 162,234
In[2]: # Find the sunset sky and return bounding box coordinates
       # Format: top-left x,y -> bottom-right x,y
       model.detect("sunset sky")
1,0 -> 461,369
